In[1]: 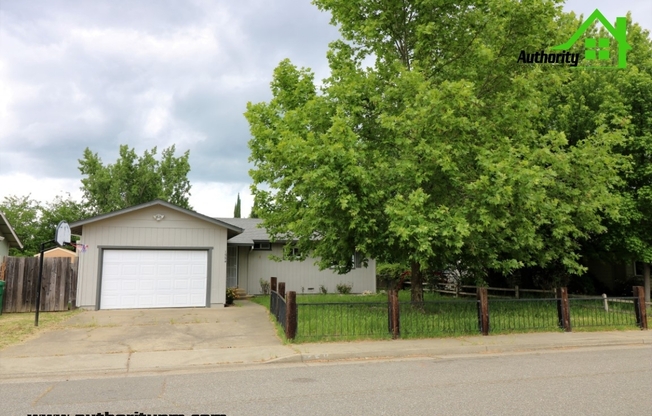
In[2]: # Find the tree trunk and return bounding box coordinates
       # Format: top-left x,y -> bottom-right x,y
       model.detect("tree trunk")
644,263 -> 650,304
410,261 -> 423,305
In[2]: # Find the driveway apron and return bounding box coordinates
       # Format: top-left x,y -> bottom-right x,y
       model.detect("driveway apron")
0,300 -> 294,377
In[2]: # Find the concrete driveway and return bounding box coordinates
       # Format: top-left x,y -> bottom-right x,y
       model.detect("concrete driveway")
0,300 -> 297,378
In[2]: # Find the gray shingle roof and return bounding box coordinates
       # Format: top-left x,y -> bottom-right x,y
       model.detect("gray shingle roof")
216,218 -> 271,245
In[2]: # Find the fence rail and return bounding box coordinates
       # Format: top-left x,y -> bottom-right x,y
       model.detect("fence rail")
268,277 -> 297,339
1,256 -> 78,313
433,283 -> 556,298
262,281 -> 648,341
490,298 -> 560,332
270,290 -> 287,333
297,302 -> 389,339
277,285 -> 648,342
569,297 -> 638,328
399,299 -> 479,337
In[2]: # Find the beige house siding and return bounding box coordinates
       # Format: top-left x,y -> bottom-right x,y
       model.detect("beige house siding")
237,246 -> 250,293
76,205 -> 229,309
242,243 -> 376,295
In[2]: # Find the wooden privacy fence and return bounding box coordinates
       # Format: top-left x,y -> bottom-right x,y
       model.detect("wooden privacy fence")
1,256 -> 78,313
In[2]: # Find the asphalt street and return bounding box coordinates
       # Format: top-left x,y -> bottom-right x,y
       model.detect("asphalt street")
1,345 -> 651,416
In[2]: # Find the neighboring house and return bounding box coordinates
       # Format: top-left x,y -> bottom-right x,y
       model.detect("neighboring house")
0,211 -> 23,258
33,247 -> 78,262
585,258 -> 644,295
70,199 -> 375,310
217,218 -> 376,295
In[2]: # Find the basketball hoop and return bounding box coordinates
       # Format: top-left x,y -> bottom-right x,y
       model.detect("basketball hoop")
55,221 -> 71,247
72,243 -> 88,253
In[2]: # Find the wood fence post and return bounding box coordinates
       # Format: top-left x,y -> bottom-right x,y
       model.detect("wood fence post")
556,287 -> 571,332
286,291 -> 297,339
602,294 -> 609,312
388,289 -> 400,339
278,282 -> 286,299
633,286 -> 648,330
477,287 -> 489,335
515,285 -> 519,299
270,277 -> 277,293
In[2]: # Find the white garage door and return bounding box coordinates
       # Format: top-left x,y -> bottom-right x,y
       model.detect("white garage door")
100,249 -> 208,310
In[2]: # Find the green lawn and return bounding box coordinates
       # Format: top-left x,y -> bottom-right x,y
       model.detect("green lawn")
250,292 -> 643,343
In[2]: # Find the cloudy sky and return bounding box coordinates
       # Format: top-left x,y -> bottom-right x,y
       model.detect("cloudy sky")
1,0 -> 650,218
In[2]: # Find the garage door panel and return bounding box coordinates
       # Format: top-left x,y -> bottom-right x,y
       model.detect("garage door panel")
156,294 -> 173,305
190,279 -> 205,289
139,279 -> 155,290
122,279 -> 139,291
138,296 -> 154,307
158,265 -> 173,275
174,282 -> 189,291
100,249 -> 207,310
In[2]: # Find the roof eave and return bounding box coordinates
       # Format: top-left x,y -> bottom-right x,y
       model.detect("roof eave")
70,200 -> 244,235
0,211 -> 23,250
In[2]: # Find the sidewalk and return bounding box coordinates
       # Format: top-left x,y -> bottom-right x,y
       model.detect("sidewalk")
282,330 -> 652,363
1,329 -> 649,380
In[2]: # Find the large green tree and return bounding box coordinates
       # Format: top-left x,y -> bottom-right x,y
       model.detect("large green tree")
0,195 -> 40,256
246,0 -> 629,302
78,144 -> 192,214
0,194 -> 87,256
558,17 -> 652,301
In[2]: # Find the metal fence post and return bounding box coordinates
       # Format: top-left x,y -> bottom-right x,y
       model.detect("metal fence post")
286,291 -> 297,339
602,293 -> 609,312
556,287 -> 571,332
270,277 -> 277,293
477,287 -> 489,335
388,289 -> 400,339
633,286 -> 648,330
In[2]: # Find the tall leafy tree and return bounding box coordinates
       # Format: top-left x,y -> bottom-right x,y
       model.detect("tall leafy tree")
0,195 -> 40,256
78,144 -> 192,214
1,194 -> 87,256
246,0 -> 628,302
234,193 -> 242,218
564,18 -> 652,301
249,197 -> 260,219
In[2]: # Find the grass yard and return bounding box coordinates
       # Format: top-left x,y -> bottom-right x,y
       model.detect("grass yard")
0,309 -> 82,349
251,292 -> 643,343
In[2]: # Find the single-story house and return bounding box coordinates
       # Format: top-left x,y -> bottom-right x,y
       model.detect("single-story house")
216,217 -> 376,296
33,246 -> 78,262
0,211 -> 23,258
70,200 -> 376,310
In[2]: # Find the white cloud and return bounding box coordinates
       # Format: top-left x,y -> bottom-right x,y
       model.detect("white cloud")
0,173 -> 83,204
190,181 -> 254,218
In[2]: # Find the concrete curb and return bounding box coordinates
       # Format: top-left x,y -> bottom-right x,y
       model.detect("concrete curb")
269,334 -> 652,364
1,331 -> 650,380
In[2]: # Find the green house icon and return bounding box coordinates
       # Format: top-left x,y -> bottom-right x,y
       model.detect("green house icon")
551,9 -> 631,68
